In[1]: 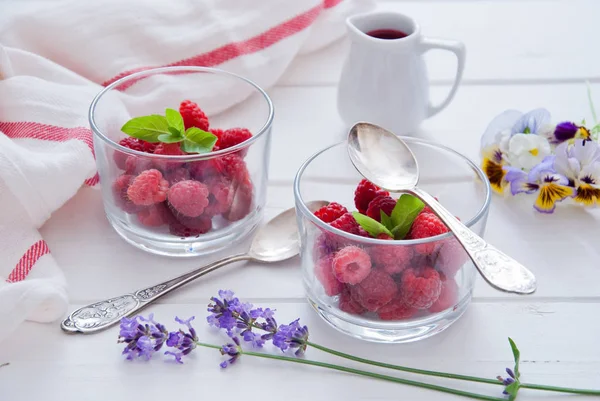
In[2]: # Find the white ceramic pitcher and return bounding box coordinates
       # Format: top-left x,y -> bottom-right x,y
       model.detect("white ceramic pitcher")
337,11 -> 465,135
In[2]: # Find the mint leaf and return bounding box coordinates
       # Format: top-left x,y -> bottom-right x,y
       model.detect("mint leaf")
121,115 -> 170,142
185,127 -> 217,149
380,211 -> 393,230
168,126 -> 182,136
157,133 -> 184,143
390,195 -> 425,239
181,139 -> 209,153
165,108 -> 185,135
352,212 -> 393,238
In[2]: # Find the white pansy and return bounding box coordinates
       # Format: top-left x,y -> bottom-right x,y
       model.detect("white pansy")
507,134 -> 552,170
496,129 -> 511,155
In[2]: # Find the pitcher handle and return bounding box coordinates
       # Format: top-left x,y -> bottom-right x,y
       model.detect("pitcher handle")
420,37 -> 466,118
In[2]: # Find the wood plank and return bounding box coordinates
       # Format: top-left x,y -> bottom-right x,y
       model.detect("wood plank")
1,302 -> 598,400
280,0 -> 600,86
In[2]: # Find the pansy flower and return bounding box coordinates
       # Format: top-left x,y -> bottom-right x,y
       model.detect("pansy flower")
547,121 -> 592,145
553,139 -> 600,206
504,156 -> 574,213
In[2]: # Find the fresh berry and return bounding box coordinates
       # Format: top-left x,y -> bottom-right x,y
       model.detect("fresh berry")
187,158 -> 224,181
338,286 -> 365,315
175,214 -> 213,233
332,246 -> 372,285
428,278 -> 459,313
377,295 -> 417,320
350,269 -> 397,312
314,255 -> 343,296
126,169 -> 169,206
210,128 -> 225,148
137,203 -> 171,227
377,233 -> 393,240
366,195 -> 396,222
433,238 -> 468,278
400,267 -> 442,309
357,227 -> 371,237
169,221 -> 205,237
180,100 -> 209,131
219,128 -> 253,157
313,233 -> 339,262
112,174 -> 145,213
314,202 -> 348,223
354,179 -> 389,214
223,179 -> 253,221
369,244 -> 413,274
222,154 -> 251,183
203,176 -> 234,216
330,213 -> 361,235
124,156 -> 153,175
420,197 -> 438,215
164,168 -> 191,185
167,180 -> 210,217
114,138 -> 157,170
407,212 -> 449,255
153,143 -> 186,171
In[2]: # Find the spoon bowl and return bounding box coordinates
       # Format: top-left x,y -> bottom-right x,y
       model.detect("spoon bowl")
347,122 -> 537,295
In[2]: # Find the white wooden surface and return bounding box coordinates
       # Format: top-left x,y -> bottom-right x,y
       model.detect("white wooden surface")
2,0 -> 600,399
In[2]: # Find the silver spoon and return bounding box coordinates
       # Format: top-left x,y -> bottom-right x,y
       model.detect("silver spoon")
347,122 -> 536,295
61,201 -> 328,334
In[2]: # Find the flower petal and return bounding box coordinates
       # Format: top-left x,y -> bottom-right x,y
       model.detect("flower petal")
504,167 -> 537,195
481,110 -> 523,148
571,139 -> 600,166
482,157 -> 507,193
573,183 -> 600,206
534,182 -> 574,213
511,108 -> 551,135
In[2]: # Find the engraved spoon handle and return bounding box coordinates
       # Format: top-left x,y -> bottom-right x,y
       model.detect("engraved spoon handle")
61,253 -> 250,334
411,187 -> 536,294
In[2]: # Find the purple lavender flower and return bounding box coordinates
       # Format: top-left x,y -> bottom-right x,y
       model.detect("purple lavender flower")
207,290 -> 273,348
497,368 -> 517,395
219,337 -> 241,368
164,316 -> 198,364
118,314 -> 168,360
272,319 -> 309,357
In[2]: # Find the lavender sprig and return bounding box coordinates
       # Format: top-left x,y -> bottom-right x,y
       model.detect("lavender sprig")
219,337 -> 242,368
164,316 -> 198,363
118,314 -> 168,360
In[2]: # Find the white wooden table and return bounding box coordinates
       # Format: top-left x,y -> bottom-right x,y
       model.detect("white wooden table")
2,0 -> 600,399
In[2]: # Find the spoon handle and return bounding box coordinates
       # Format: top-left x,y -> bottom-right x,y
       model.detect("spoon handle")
61,253 -> 250,334
411,188 -> 536,294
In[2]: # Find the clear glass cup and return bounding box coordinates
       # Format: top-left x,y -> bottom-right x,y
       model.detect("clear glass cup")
294,139 -> 491,343
90,67 -> 274,257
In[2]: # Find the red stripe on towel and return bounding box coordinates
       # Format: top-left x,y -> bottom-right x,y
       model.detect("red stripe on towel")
6,240 -> 50,283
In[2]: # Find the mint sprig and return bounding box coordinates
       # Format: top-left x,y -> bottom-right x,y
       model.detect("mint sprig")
121,108 -> 217,154
352,212 -> 393,238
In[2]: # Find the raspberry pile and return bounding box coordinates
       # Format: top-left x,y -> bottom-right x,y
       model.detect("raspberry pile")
112,100 -> 255,237
311,179 -> 469,321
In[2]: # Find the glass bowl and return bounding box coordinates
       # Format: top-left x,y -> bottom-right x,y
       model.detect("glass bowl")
90,67 -> 274,257
294,139 -> 491,343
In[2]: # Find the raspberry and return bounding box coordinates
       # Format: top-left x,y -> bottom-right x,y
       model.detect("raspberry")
376,233 -> 393,240
330,213 -> 361,235
169,221 -> 206,237
164,168 -> 191,185
377,295 -> 417,320
338,286 -> 365,315
366,195 -> 396,222
180,100 -> 209,131
219,128 -> 253,157
314,255 -> 343,296
167,180 -> 210,217
175,214 -> 213,233
222,154 -> 251,183
354,179 -> 389,214
350,269 -> 397,312
203,176 -> 234,216
153,143 -> 186,171
187,158 -> 223,181
420,197 -> 438,215
313,233 -> 339,262
223,179 -> 253,221
314,202 -> 348,223
332,246 -> 372,285
210,128 -> 225,146
433,237 -> 468,278
428,278 -> 459,313
400,267 -> 442,309
114,138 -> 157,170
127,169 -> 169,206
137,203 -> 171,227
369,244 -> 412,274
124,156 -> 153,175
112,174 -> 145,213
407,212 -> 449,255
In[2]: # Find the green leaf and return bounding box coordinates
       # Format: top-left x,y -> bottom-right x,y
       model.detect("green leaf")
523,127 -> 531,134
504,382 -> 520,401
157,133 -> 184,143
165,108 -> 185,135
120,115 -> 170,142
580,118 -> 587,126
181,139 -> 211,154
185,127 -> 217,148
390,195 -> 425,239
508,337 -> 521,379
352,212 -> 393,238
380,211 -> 393,230
591,123 -> 600,134
168,126 -> 182,136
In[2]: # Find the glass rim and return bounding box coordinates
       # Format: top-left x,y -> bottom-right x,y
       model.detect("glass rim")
293,138 -> 492,245
88,66 -> 275,161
